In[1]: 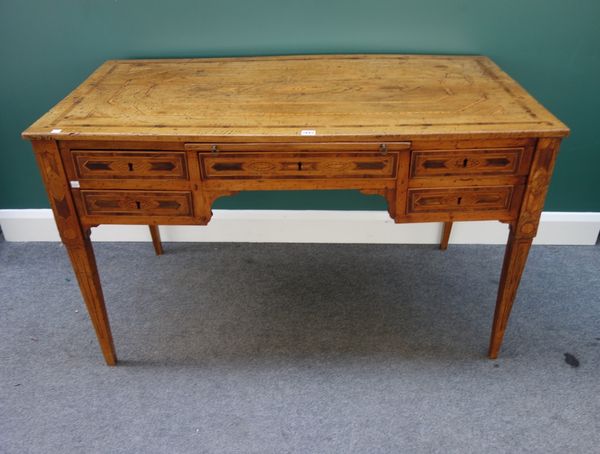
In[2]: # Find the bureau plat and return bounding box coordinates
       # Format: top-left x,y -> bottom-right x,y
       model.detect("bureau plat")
22,55 -> 569,365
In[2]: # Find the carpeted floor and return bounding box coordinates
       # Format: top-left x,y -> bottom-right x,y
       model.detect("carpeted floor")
0,240 -> 599,453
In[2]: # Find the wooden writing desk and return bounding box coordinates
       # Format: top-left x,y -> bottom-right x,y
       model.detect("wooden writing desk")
23,55 -> 569,365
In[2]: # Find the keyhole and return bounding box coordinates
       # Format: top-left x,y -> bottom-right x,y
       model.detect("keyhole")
457,197 -> 462,205
297,162 -> 303,171
135,201 -> 141,209
462,158 -> 468,168
128,162 -> 134,171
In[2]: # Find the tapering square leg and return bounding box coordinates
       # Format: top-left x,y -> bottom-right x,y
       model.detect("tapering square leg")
65,234 -> 117,365
488,138 -> 561,358
33,140 -> 117,365
440,221 -> 453,250
149,225 -> 163,255
488,228 -> 533,358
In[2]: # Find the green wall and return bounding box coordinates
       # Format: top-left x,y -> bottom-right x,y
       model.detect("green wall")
1,0 -> 599,211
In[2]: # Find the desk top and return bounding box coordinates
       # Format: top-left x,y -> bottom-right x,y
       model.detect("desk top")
23,54 -> 569,142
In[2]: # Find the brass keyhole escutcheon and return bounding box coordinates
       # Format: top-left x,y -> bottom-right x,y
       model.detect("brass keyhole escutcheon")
297,162 -> 303,171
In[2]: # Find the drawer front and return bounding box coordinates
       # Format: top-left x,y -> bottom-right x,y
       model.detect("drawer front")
200,152 -> 398,180
407,186 -> 514,213
81,190 -> 193,217
73,150 -> 188,180
410,148 -> 524,178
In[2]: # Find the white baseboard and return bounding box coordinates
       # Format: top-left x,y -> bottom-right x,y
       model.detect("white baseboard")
0,209 -> 599,245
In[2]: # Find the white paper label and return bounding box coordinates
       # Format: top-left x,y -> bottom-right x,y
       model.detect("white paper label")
70,181 -> 80,188
50,128 -> 62,134
300,129 -> 316,136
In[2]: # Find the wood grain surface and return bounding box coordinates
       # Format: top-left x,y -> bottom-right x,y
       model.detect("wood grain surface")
22,55 -> 568,142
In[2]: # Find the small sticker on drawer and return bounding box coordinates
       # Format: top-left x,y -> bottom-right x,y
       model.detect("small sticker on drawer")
70,181 -> 80,188
300,129 -> 316,136
50,129 -> 62,134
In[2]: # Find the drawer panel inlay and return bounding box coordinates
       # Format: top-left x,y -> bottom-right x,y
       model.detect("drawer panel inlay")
81,190 -> 193,216
410,148 -> 524,178
73,151 -> 188,180
200,152 -> 398,179
407,186 -> 514,213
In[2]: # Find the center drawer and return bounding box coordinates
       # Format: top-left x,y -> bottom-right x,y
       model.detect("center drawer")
201,152 -> 399,179
190,142 -> 410,180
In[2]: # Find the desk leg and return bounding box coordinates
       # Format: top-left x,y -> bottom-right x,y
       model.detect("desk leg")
32,140 -> 117,365
488,137 -> 561,359
65,233 -> 117,365
488,228 -> 532,358
149,225 -> 163,255
440,221 -> 453,250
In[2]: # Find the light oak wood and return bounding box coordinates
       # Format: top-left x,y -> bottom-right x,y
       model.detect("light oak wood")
23,55 -> 569,364
22,55 -> 568,142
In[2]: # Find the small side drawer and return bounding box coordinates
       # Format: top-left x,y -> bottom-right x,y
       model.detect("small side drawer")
72,150 -> 188,180
410,148 -> 525,178
407,186 -> 514,213
81,190 -> 193,217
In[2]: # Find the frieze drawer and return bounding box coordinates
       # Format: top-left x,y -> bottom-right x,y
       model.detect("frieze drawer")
72,150 -> 188,180
407,186 -> 515,213
81,190 -> 193,217
187,142 -> 411,180
200,152 -> 400,180
410,148 -> 527,178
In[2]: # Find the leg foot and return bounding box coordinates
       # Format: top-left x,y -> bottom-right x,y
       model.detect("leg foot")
149,225 -> 163,256
488,229 -> 533,359
66,235 -> 117,365
440,221 -> 453,250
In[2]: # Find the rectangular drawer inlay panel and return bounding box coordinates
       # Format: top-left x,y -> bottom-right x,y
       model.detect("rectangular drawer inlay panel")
200,152 -> 399,180
410,148 -> 524,178
73,151 -> 188,180
407,186 -> 515,213
81,190 -> 193,216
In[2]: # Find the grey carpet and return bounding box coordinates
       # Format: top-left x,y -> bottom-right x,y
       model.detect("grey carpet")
0,240 -> 599,454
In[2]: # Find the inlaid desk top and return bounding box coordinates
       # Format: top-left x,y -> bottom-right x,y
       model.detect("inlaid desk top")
23,55 -> 568,365
23,55 -> 568,141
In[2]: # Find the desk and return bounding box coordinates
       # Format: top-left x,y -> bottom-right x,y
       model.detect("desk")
23,55 -> 569,365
